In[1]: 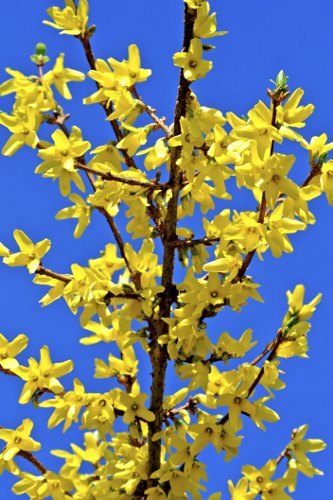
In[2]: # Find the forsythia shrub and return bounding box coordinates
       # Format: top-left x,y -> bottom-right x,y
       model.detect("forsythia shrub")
0,0 -> 329,498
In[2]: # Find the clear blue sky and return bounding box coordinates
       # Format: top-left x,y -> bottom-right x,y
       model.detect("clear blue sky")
0,0 -> 332,498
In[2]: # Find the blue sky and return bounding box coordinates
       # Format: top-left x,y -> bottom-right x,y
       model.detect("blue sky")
0,0 -> 332,498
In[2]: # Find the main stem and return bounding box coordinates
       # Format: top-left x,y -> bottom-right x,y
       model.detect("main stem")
147,4 -> 197,485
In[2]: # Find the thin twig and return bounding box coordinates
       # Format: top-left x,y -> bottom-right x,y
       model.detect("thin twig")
131,87 -> 171,136
174,236 -> 220,248
36,264 -> 71,284
18,450 -> 48,474
218,329 -> 283,426
75,161 -> 165,190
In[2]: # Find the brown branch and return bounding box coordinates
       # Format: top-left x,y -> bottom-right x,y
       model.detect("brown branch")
174,236 -> 220,248
218,328 -> 283,426
246,329 -> 283,398
78,34 -> 137,170
35,264 -> 140,302
131,87 -> 171,136
300,162 -> 323,188
163,397 -> 199,421
36,264 -> 71,284
18,450 -> 48,474
276,428 -> 297,465
146,4 -> 197,487
236,192 -> 266,280
75,161 -> 165,190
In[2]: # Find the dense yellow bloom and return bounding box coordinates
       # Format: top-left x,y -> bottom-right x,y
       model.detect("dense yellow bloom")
2,229 -> 51,274
13,345 -> 73,404
0,419 -> 40,461
44,53 -> 85,99
44,0 -> 89,36
0,2 -> 329,498
173,38 -> 212,81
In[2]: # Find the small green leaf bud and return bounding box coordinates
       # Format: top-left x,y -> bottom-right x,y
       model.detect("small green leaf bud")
35,43 -> 47,56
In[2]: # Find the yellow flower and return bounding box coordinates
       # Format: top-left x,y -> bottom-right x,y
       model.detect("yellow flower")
44,53 -> 85,99
214,329 -> 257,360
320,159 -> 333,205
0,68 -> 56,111
108,44 -> 152,88
218,390 -> 256,429
256,154 -> 299,210
3,229 -> 51,274
288,424 -> 326,473
231,100 -> 282,157
168,116 -> 204,157
203,253 -> 243,280
36,126 -> 90,196
94,346 -> 138,379
284,284 -> 321,323
303,133 -> 333,162
116,124 -> 151,157
40,378 -> 87,431
185,0 -> 205,8
194,1 -> 228,39
0,108 -> 39,156
277,88 -> 314,140
13,345 -> 73,404
138,138 -> 170,170
56,194 -> 92,238
173,37 -> 212,81
242,459 -> 277,495
44,0 -> 89,36
0,419 -> 40,461
228,477 -> 255,500
0,332 -> 28,370
120,392 -> 155,424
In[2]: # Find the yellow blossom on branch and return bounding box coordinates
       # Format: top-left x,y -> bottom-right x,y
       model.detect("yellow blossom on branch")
0,419 -> 40,461
13,345 -> 73,404
44,0 -> 89,36
173,37 -> 212,81
43,53 -> 85,99
2,229 -> 51,274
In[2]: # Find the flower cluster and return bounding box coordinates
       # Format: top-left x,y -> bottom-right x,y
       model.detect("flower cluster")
0,0 -> 328,498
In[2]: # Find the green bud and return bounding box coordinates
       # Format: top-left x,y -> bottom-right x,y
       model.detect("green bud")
86,24 -> 96,39
35,43 -> 47,56
202,44 -> 216,52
